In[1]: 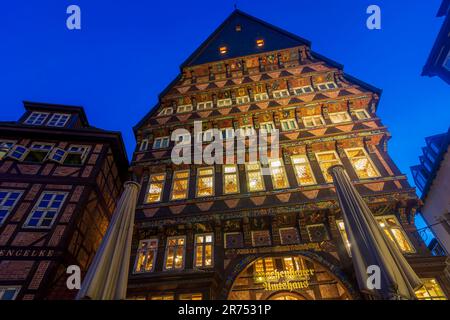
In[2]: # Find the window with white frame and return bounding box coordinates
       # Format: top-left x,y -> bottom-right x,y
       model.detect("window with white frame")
280,119 -> 298,131
23,143 -> 53,163
217,98 -> 232,107
317,82 -> 337,91
158,107 -> 173,116
196,101 -> 213,110
24,192 -> 67,229
177,105 -> 193,113
236,96 -> 250,104
146,173 -> 165,203
221,127 -> 235,140
238,125 -> 255,137
196,167 -> 214,197
293,86 -> 314,95
194,233 -> 213,268
0,190 -> 23,226
354,109 -> 370,120
0,140 -> 16,160
415,278 -> 447,300
170,170 -> 189,200
272,89 -> 290,98
47,113 -> 71,127
260,122 -> 275,133
48,148 -> 66,164
164,236 -> 185,270
223,164 -> 239,194
344,148 -> 380,179
303,115 -> 325,127
0,286 -> 20,300
134,239 -> 158,273
246,162 -> 265,192
174,133 -> 191,145
8,145 -> 28,161
377,215 -> 415,253
140,139 -> 149,151
254,92 -> 269,101
153,136 -> 170,149
63,145 -> 90,165
24,112 -> 49,125
268,159 -> 289,189
329,111 -> 351,124
315,151 -> 342,183
291,155 -> 316,186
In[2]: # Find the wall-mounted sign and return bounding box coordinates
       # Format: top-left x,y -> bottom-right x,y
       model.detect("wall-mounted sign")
254,269 -> 315,292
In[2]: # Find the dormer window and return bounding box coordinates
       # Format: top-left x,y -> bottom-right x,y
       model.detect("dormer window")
219,46 -> 228,54
317,82 -> 337,91
47,113 -> 70,127
256,39 -> 264,47
196,101 -> 213,111
272,90 -> 290,99
24,112 -> 49,125
158,107 -> 173,116
177,105 -> 193,113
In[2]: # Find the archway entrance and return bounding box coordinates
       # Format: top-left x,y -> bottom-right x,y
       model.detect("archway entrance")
227,254 -> 352,300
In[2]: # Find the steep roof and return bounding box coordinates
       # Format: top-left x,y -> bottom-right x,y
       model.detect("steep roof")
181,9 -> 310,67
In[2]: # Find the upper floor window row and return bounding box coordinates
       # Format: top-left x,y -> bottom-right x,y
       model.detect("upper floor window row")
24,112 -> 71,127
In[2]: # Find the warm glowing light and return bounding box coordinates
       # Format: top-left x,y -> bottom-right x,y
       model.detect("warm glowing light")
219,46 -> 227,54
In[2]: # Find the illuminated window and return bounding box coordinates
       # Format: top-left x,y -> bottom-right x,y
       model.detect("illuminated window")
317,82 -> 337,91
336,220 -> 352,257
158,107 -> 173,116
329,111 -> 351,124
151,295 -> 174,300
280,119 -> 298,131
235,24 -> 242,32
196,167 -> 214,197
24,143 -> 53,163
219,46 -> 228,54
269,159 -> 289,189
246,162 -> 265,192
223,164 -> 239,194
146,173 -> 165,203
236,96 -> 250,104
24,112 -> 49,125
273,90 -> 290,99
0,141 -> 15,160
260,122 -> 275,133
24,192 -> 67,229
170,170 -> 189,200
344,148 -> 379,179
315,151 -> 342,183
256,39 -> 264,47
63,145 -> 90,165
377,216 -> 415,253
177,104 -> 193,113
254,93 -> 269,101
293,86 -> 314,95
415,279 -> 447,300
194,233 -> 213,268
179,293 -> 203,300
153,137 -> 170,149
47,113 -> 70,127
197,101 -> 213,110
164,236 -> 185,270
217,98 -> 232,107
0,190 -> 23,226
134,239 -> 158,273
291,155 -> 316,186
0,286 -> 20,300
282,256 -> 306,271
254,258 -> 275,282
355,109 -> 370,120
303,115 -> 325,127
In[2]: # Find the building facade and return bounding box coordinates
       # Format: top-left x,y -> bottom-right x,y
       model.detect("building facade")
411,129 -> 450,256
127,11 -> 450,300
0,102 -> 128,300
422,0 -> 450,84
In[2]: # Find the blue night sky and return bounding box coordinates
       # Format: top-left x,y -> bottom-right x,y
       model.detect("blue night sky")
1,1 -> 449,233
